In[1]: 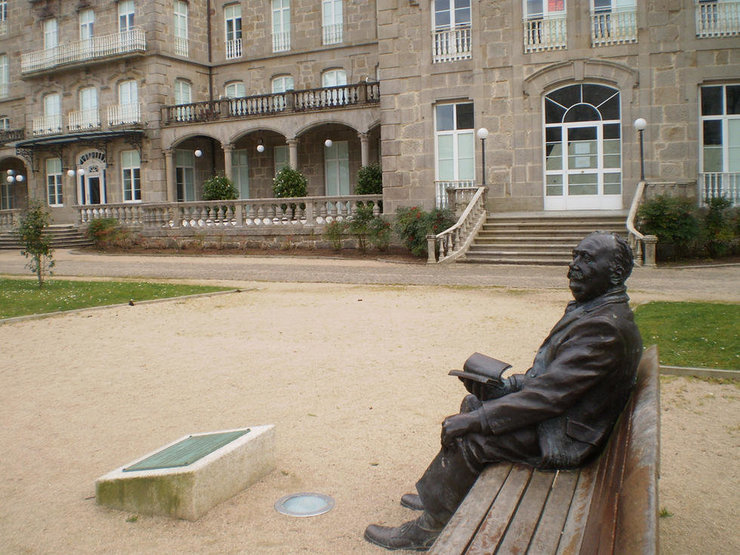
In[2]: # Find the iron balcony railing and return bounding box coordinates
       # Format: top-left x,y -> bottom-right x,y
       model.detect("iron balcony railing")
162,81 -> 380,125
0,128 -> 25,144
21,27 -> 146,74
696,0 -> 740,37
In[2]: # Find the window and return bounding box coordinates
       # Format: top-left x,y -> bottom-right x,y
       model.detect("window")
225,4 -> 243,59
524,0 -> 567,52
46,158 -> 63,207
174,1 -> 189,56
433,0 -> 472,63
0,54 -> 8,98
544,84 -> 622,210
0,1 -> 8,36
325,140 -> 350,196
119,0 -> 135,33
700,84 -> 740,203
322,0 -> 343,45
274,146 -> 289,175
41,93 -> 62,134
322,69 -> 349,106
75,87 -> 99,129
225,82 -> 246,98
175,150 -> 195,202
116,80 -> 139,124
0,116 -> 9,130
271,75 -> 294,110
435,102 -> 475,187
174,79 -> 192,121
591,0 -> 637,46
232,149 -> 249,198
272,0 -> 291,52
122,150 -> 141,202
79,9 -> 94,40
44,18 -> 58,50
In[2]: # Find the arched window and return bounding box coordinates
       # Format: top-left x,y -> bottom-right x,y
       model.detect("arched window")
543,83 -> 622,210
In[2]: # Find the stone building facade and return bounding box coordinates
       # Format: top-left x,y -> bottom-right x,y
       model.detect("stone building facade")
0,1 -> 737,226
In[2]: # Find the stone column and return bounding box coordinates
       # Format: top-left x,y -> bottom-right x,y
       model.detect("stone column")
164,148 -> 176,202
287,138 -> 298,169
358,132 -> 369,167
223,143 -> 234,181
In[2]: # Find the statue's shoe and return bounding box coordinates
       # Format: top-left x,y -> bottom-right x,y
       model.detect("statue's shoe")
400,493 -> 424,511
364,517 -> 440,551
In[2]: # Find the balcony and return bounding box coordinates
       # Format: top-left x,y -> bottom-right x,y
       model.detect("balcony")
226,38 -> 242,60
699,172 -> 739,206
162,81 -> 380,125
273,31 -> 290,53
21,28 -> 146,75
322,23 -> 343,45
696,0 -> 740,38
433,25 -> 472,63
591,8 -> 638,46
524,15 -> 567,53
174,37 -> 188,57
31,104 -> 142,137
0,128 -> 26,144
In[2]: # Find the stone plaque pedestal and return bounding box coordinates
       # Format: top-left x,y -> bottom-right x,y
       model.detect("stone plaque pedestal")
96,425 -> 275,521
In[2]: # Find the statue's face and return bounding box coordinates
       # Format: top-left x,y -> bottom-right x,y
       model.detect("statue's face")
567,235 -> 616,303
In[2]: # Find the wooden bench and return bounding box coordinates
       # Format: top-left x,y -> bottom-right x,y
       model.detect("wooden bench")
429,345 -> 660,554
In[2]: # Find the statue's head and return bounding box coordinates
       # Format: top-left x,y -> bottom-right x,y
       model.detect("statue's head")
567,232 -> 634,303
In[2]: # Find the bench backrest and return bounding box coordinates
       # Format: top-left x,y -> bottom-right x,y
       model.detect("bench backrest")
578,345 -> 660,554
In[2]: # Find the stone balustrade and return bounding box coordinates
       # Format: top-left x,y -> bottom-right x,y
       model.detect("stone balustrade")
428,186 -> 487,264
0,208 -> 21,231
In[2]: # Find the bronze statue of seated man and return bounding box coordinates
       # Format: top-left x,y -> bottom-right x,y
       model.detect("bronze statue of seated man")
364,231 -> 643,551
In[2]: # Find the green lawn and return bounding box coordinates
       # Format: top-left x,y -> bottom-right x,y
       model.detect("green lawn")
634,302 -> 740,370
0,278 -> 230,319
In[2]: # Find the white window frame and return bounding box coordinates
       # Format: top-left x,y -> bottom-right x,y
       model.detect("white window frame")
523,0 -> 567,52
0,116 -> 9,130
322,0 -> 343,45
174,1 -> 189,57
696,0 -> 740,38
225,81 -> 246,98
174,79 -> 193,122
272,0 -> 291,52
119,0 -> 135,33
232,148 -> 249,198
225,4 -> 243,59
432,0 -> 472,63
322,69 -> 349,106
121,150 -> 141,202
0,54 -> 8,98
44,18 -> 58,50
699,84 -> 740,204
175,149 -> 196,202
79,9 -> 94,40
434,0 -> 471,30
75,86 -> 99,129
42,93 -> 62,134
274,145 -> 289,175
46,158 -> 63,207
434,102 -> 475,183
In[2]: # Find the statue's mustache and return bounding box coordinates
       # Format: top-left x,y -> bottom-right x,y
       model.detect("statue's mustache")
568,268 -> 583,280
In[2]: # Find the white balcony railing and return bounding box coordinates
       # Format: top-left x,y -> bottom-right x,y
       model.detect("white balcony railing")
174,36 -> 189,57
0,20 -> 7,37
272,31 -> 290,52
322,23 -> 343,45
107,103 -> 141,126
226,38 -> 242,59
696,0 -> 740,37
524,15 -> 567,53
433,26 -> 472,63
699,172 -> 740,205
32,114 -> 63,136
0,83 -> 7,99
68,108 -> 101,131
21,27 -> 146,74
591,8 -> 638,46
435,180 -> 475,209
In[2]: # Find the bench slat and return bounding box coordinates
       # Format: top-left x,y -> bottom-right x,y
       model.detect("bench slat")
556,464 -> 598,554
496,469 -> 558,553
466,465 -> 534,554
528,469 -> 580,552
429,464 -> 513,554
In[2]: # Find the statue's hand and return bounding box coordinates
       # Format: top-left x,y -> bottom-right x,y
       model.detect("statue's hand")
441,412 -> 482,447
462,377 -> 512,401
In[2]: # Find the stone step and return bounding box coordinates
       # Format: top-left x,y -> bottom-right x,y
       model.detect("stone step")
0,226 -> 93,249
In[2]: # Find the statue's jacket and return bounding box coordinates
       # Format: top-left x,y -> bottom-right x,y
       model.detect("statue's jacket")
477,287 -> 643,469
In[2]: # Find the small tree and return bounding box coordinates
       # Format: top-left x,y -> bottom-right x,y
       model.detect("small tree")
356,163 -> 383,195
273,167 -> 308,199
17,200 -> 55,287
347,204 -> 376,253
202,175 -> 238,201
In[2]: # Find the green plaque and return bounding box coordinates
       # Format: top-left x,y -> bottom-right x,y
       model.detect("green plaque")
123,429 -> 250,472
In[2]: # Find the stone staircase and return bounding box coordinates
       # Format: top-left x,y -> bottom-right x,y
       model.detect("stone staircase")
461,211 -> 628,265
0,224 -> 93,250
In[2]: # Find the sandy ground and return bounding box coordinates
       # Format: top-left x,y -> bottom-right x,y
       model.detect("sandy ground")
0,265 -> 738,553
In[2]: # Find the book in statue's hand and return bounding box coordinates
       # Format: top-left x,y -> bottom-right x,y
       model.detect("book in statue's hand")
448,352 -> 511,386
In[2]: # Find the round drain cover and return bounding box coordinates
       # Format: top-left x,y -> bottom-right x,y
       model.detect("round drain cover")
274,492 -> 335,517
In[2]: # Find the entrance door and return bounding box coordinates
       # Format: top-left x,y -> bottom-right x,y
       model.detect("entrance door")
77,153 -> 107,205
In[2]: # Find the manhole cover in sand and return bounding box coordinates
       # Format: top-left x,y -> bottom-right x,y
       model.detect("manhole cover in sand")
275,492 -> 335,517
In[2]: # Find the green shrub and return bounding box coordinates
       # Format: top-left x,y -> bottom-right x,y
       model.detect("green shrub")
202,175 -> 238,201
701,196 -> 735,258
273,167 -> 308,199
356,163 -> 383,195
16,200 -> 54,287
325,219 -> 347,251
347,204 -> 376,252
369,216 -> 392,252
394,206 -> 456,257
637,195 -> 700,259
86,218 -> 126,248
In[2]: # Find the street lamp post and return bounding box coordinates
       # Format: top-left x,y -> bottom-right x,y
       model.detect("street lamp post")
476,127 -> 489,186
634,118 -> 646,182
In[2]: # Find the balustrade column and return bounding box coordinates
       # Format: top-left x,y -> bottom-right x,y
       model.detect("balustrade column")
164,148 -> 176,202
223,143 -> 234,182
287,138 -> 298,169
358,132 -> 369,167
